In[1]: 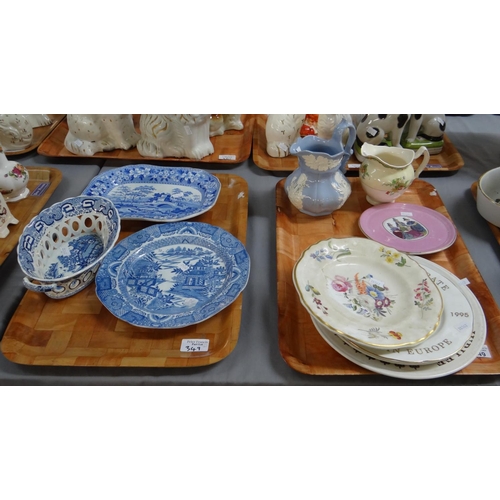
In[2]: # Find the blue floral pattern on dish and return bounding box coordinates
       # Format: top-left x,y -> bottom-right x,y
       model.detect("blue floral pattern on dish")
95,221 -> 250,328
82,165 -> 221,222
44,234 -> 104,278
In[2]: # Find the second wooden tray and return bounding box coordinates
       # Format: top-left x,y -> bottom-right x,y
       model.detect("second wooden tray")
0,167 -> 62,266
0,173 -> 248,367
38,115 -> 255,164
4,115 -> 66,156
276,177 -> 500,376
254,114 -> 464,173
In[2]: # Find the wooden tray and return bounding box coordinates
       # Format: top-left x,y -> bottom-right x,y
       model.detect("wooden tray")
0,173 -> 248,367
276,177 -> 500,376
0,167 -> 62,266
471,181 -> 500,243
254,114 -> 464,173
37,115 -> 255,164
4,115 -> 66,156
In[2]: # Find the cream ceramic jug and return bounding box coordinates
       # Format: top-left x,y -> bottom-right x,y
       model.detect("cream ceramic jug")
0,192 -> 18,238
0,146 -> 29,201
359,143 -> 430,205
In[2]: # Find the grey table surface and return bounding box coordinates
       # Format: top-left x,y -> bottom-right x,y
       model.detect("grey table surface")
1,114 -> 499,385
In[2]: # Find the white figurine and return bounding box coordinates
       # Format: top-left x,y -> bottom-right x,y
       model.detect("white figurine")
210,114 -> 244,137
0,114 -> 33,152
25,114 -> 52,128
265,114 -> 306,157
356,114 -> 411,148
223,114 -> 243,131
405,114 -> 446,144
64,114 -> 140,156
210,115 -> 225,137
138,114 -> 214,160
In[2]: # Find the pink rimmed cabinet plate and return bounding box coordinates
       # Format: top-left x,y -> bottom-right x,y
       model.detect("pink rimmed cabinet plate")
358,203 -> 457,255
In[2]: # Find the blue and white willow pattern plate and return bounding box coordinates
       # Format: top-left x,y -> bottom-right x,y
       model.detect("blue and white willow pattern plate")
95,221 -> 250,328
82,165 -> 221,222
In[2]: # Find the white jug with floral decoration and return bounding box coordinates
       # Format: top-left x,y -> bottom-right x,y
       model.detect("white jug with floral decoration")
0,146 -> 29,202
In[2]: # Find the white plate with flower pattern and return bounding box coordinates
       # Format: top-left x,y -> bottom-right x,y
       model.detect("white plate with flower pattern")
310,258 -> 486,379
82,165 -> 221,222
342,257 -> 474,364
293,237 -> 443,350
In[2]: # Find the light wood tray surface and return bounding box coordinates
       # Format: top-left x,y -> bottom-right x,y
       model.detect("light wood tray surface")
254,114 -> 464,173
0,174 -> 248,367
276,177 -> 500,376
38,115 -> 255,164
0,167 -> 62,266
4,115 -> 66,156
471,181 -> 500,243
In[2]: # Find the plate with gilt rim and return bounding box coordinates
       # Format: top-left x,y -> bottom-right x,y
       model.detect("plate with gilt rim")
310,257 -> 486,379
341,258 -> 474,365
95,221 -> 250,329
293,237 -> 443,350
358,203 -> 457,255
82,165 -> 221,222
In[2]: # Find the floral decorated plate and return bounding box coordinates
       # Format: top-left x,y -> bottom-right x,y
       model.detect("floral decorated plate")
95,221 -> 250,328
310,258 -> 486,379
293,237 -> 443,349
341,258 -> 474,364
358,203 -> 457,255
82,165 -> 221,222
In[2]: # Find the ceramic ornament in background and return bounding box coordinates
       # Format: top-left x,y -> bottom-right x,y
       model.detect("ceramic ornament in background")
0,146 -> 29,202
0,114 -> 33,152
354,114 -> 447,160
284,118 -> 356,216
402,114 -> 446,154
299,114 -> 354,140
265,114 -> 306,158
24,114 -> 53,128
355,114 -> 411,160
137,114 -> 214,160
0,192 -> 19,238
64,114 -> 140,156
209,114 -> 244,137
316,114 -> 353,140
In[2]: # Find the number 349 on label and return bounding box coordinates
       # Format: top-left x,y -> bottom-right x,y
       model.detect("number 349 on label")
180,339 -> 210,352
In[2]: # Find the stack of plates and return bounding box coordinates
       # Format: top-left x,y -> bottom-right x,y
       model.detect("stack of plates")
293,237 -> 486,379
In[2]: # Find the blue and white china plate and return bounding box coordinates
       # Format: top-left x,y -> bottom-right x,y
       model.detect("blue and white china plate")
95,221 -> 250,328
82,165 -> 221,222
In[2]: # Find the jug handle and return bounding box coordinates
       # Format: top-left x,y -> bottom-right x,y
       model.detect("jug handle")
413,146 -> 430,178
331,119 -> 356,155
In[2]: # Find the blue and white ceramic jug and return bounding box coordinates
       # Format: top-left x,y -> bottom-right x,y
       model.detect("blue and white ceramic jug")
284,118 -> 355,216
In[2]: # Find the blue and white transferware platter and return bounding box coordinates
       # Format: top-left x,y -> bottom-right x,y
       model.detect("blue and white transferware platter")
82,165 -> 221,222
95,221 -> 250,328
